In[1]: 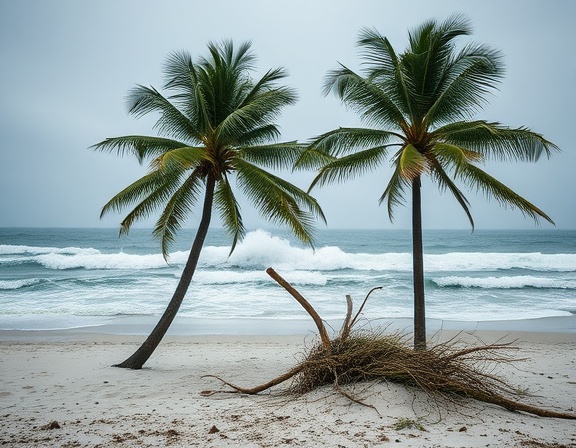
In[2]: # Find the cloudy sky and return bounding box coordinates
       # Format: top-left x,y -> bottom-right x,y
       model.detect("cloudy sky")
1,0 -> 574,232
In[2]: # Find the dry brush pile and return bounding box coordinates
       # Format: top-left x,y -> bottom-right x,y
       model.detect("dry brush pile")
205,268 -> 575,420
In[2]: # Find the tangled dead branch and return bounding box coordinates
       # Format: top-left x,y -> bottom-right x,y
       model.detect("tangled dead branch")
204,268 -> 576,420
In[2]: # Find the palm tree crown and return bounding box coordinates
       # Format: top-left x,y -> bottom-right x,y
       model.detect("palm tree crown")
94,40 -> 324,257
300,14 -> 557,227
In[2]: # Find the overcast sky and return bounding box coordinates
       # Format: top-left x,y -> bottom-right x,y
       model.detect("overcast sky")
1,0 -> 574,232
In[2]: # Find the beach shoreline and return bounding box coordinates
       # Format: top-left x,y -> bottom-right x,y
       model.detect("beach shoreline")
1,326 -> 575,447
1,313 -> 575,338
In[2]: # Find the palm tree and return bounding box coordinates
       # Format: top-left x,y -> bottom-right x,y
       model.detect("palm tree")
93,41 -> 325,369
297,15 -> 558,350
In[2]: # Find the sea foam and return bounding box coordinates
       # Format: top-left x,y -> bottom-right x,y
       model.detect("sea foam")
2,229 -> 575,327
3,231 -> 575,273
433,275 -> 576,289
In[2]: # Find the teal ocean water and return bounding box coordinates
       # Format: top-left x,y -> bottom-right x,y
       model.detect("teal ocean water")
1,228 -> 575,333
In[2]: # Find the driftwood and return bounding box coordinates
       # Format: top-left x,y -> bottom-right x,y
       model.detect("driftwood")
204,268 -> 576,420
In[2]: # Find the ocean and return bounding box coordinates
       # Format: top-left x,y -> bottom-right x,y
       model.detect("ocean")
1,227 -> 575,334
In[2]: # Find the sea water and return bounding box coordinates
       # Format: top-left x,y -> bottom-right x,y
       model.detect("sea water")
0,227 -> 575,333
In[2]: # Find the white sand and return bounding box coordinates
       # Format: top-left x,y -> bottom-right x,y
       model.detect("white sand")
1,330 -> 575,447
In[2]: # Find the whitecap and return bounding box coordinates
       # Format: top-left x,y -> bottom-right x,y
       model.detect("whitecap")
433,275 -> 576,289
190,269 -> 327,286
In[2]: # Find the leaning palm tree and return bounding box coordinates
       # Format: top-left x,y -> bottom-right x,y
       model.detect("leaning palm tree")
93,40 -> 325,369
296,15 -> 557,350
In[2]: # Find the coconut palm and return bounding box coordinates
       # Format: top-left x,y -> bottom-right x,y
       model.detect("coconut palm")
93,40 -> 325,369
297,15 -> 557,350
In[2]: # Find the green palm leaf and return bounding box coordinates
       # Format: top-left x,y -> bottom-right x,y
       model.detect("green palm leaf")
432,142 -> 484,167
127,85 -> 200,142
239,142 -> 306,170
91,136 -> 188,164
308,127 -> 401,157
215,173 -> 245,254
236,124 -> 281,146
235,159 -> 325,246
397,144 -> 428,180
378,162 -> 410,221
293,148 -> 337,171
153,173 -> 203,258
424,43 -> 503,125
162,51 -> 213,135
100,167 -> 185,221
216,87 -> 297,144
152,146 -> 211,171
404,15 -> 472,110
309,145 -> 390,191
239,67 -> 293,108
356,28 -> 412,113
324,66 -> 407,129
435,121 -> 559,162
428,156 -> 475,229
457,163 -> 554,224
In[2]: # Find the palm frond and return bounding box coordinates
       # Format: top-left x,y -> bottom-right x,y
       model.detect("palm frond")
215,174 -> 245,254
457,163 -> 554,225
195,42 -> 258,129
235,124 -> 281,146
235,160 -> 325,246
424,43 -> 504,126
293,148 -> 337,171
239,142 -> 306,170
91,136 -> 189,164
309,145 -> 390,191
341,29 -> 417,124
435,121 -> 559,162
324,66 -> 407,129
432,142 -> 484,168
397,144 -> 429,180
239,67 -> 291,108
153,174 -> 203,258
357,28 -> 399,76
428,157 -> 475,229
216,86 -> 297,144
127,85 -> 198,142
163,50 -> 198,94
203,39 -> 255,73
378,163 -> 410,222
405,14 -> 473,109
308,127 -> 401,158
100,167 -> 184,220
102,168 -> 188,240
162,50 -> 213,134
151,146 -> 211,171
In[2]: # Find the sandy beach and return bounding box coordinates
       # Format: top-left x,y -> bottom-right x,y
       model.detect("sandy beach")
1,324 -> 575,448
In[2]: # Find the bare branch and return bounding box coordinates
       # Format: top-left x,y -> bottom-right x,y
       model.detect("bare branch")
266,267 -> 331,350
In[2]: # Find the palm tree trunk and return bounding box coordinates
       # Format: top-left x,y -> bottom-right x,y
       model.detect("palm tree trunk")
412,176 -> 426,350
114,175 -> 216,369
